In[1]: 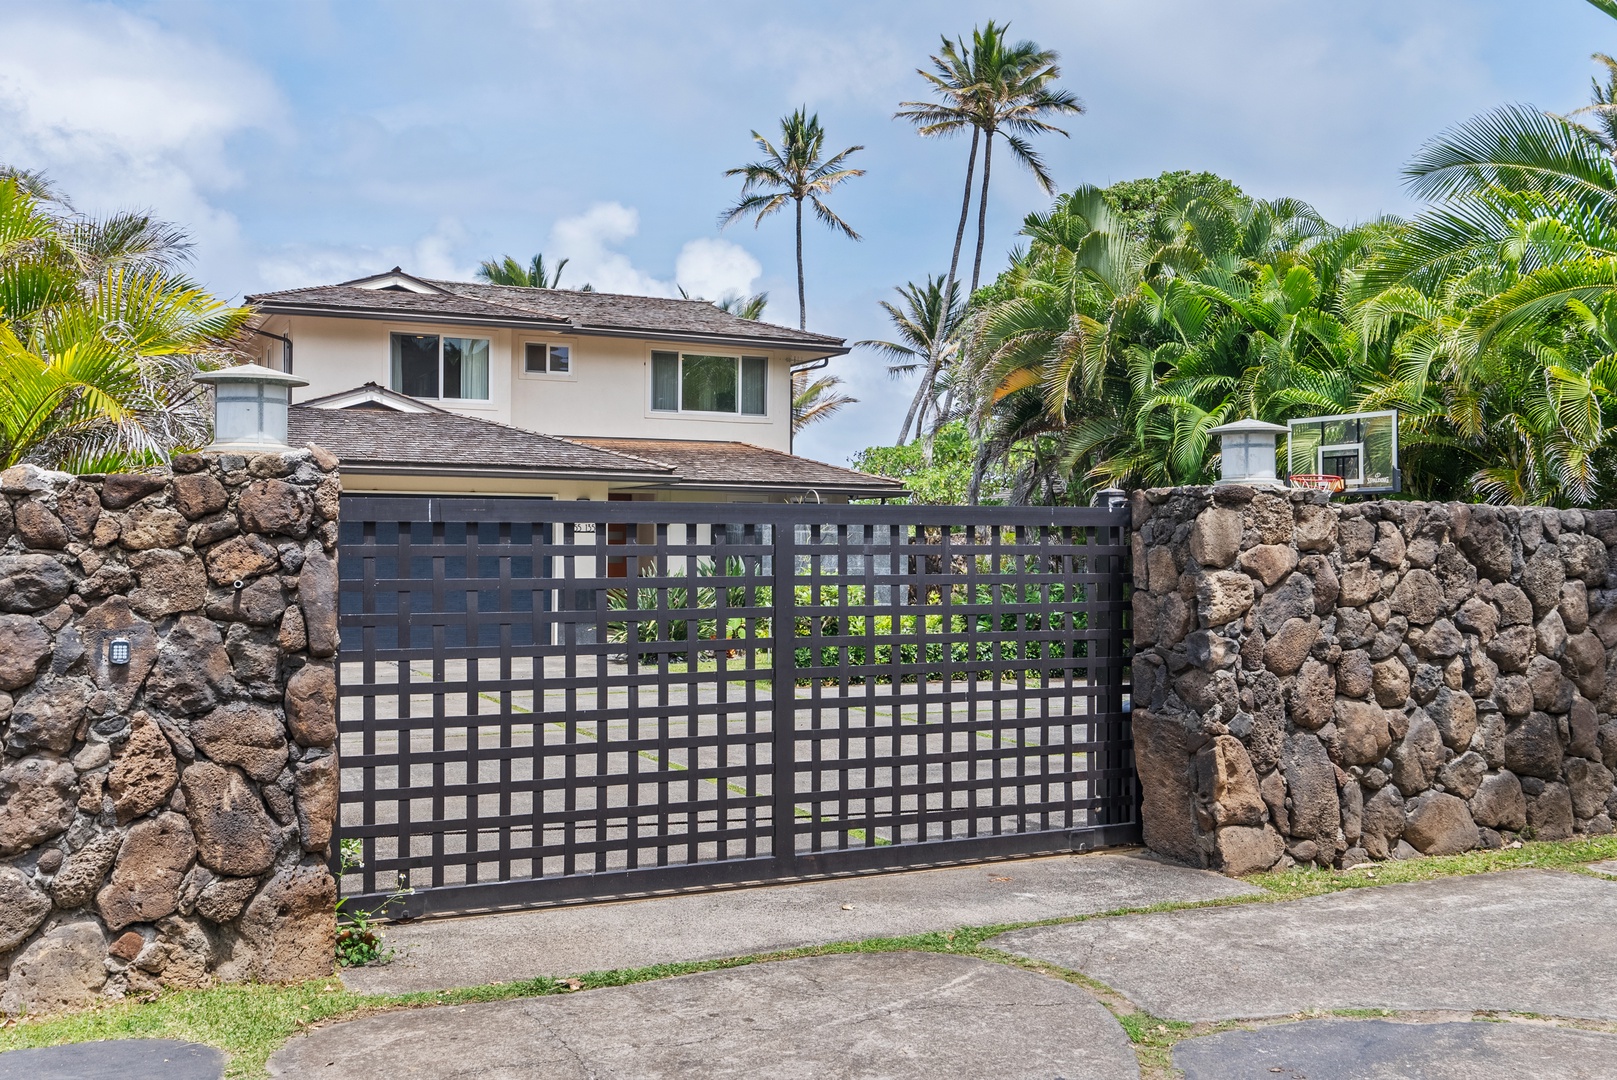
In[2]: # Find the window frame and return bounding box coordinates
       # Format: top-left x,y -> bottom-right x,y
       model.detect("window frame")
519,338 -> 576,380
388,330 -> 493,402
648,349 -> 769,418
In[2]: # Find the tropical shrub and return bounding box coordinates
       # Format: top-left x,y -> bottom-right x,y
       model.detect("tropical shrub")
0,174 -> 250,472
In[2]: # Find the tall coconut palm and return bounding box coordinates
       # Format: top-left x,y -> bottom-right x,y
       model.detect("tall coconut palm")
0,176 -> 250,471
898,24 -> 1083,296
893,26 -> 1082,438
720,108 -> 864,330
857,276 -> 966,444
896,26 -> 993,307
477,253 -> 570,289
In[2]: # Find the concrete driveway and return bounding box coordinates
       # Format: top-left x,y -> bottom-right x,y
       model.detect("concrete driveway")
275,952 -> 1141,1080
344,850 -> 1259,994
991,869 -> 1617,1022
15,855 -> 1617,1079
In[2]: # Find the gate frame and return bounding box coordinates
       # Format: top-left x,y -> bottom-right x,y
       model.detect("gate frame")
335,496 -> 1137,917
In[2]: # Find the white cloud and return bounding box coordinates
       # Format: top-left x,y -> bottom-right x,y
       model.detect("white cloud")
546,202 -> 666,295
0,4 -> 283,259
673,238 -> 762,302
547,202 -> 759,300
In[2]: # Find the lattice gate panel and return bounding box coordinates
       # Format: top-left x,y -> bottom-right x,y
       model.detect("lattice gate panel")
335,498 -> 1134,916
781,514 -> 1133,873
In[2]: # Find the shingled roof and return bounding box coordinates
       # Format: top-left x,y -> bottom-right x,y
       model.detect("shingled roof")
567,437 -> 905,497
287,405 -> 671,479
247,269 -> 846,355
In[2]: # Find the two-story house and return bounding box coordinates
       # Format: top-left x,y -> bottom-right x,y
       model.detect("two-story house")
243,268 -> 901,502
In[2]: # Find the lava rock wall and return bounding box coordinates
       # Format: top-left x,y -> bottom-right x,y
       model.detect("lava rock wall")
0,450 -> 340,1014
1132,485 -> 1617,874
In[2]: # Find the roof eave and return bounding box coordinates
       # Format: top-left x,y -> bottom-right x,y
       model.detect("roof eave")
332,462 -> 676,482
642,479 -> 907,496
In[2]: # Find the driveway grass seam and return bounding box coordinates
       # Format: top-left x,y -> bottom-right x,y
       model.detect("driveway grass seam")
3,835 -> 1616,1078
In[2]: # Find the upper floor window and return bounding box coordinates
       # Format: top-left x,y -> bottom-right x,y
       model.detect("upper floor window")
651,351 -> 766,415
391,333 -> 490,400
524,342 -> 570,374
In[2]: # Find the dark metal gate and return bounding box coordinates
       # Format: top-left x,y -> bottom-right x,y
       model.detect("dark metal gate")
335,497 -> 1134,917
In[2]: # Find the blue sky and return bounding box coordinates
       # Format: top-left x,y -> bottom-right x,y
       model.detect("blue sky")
0,0 -> 1609,464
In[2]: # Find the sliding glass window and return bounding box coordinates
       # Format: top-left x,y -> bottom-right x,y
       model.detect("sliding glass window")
391,334 -> 439,398
390,333 -> 490,400
649,351 -> 767,415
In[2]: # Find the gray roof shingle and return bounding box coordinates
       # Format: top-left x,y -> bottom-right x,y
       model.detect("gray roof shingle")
287,406 -> 671,477
567,437 -> 904,494
247,274 -> 845,352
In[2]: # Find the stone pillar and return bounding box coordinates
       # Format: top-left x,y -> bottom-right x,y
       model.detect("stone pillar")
0,448 -> 341,1015
1131,486 -> 1617,874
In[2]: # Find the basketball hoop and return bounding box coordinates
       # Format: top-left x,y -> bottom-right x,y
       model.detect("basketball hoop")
1287,409 -> 1401,494
1290,474 -> 1346,493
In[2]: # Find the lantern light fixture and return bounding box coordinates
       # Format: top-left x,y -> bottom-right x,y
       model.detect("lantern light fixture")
192,363 -> 308,452
1208,417 -> 1289,488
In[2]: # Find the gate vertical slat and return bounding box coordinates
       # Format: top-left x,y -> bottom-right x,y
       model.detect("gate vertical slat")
770,517 -> 797,871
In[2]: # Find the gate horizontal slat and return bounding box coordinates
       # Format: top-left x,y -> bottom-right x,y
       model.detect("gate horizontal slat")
334,498 -> 1135,916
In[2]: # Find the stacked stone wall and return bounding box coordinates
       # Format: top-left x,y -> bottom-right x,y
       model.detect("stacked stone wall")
0,450 -> 340,1014
1132,485 -> 1617,874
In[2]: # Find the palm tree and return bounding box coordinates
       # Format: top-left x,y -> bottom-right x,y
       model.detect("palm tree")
713,291 -> 770,320
967,183 -> 1370,500
791,369 -> 857,432
1566,52 -> 1617,156
896,27 -> 992,309
0,165 -> 61,203
858,276 -> 966,445
476,253 -> 571,288
0,176 -> 250,471
963,39 -> 1085,293
898,24 -> 1084,296
720,108 -> 864,329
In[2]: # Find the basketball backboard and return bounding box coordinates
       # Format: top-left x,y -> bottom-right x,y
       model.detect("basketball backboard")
1286,410 -> 1399,493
